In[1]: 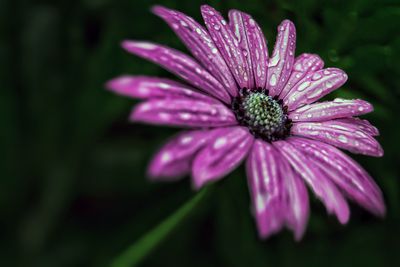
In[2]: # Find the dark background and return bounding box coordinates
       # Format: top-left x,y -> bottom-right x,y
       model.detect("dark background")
1,0 -> 400,266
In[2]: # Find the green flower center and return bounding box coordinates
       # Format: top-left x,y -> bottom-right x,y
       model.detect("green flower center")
232,88 -> 291,142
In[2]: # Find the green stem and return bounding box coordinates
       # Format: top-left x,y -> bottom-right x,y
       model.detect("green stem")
111,186 -> 212,267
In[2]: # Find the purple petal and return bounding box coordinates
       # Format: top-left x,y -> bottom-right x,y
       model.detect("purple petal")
192,126 -> 254,189
284,68 -> 348,111
279,53 -> 324,99
148,129 -> 216,180
291,120 -> 383,157
106,75 -> 219,103
274,140 -> 350,224
131,98 -> 237,128
152,6 -> 237,97
201,5 -> 252,89
246,140 -> 285,238
121,40 -> 231,103
335,117 -> 379,136
229,10 -> 269,89
267,20 -> 296,97
289,137 -> 385,216
289,98 -> 373,122
228,10 -> 254,89
278,150 -> 310,240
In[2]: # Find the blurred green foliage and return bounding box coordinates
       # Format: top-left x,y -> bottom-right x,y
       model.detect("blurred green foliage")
1,0 -> 400,266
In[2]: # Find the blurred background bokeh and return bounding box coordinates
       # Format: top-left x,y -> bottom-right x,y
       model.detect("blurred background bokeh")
1,0 -> 400,266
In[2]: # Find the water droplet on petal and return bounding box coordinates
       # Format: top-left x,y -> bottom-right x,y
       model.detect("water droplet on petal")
269,74 -> 277,86
269,53 -> 280,67
249,18 -> 255,27
325,81 -> 333,88
180,20 -> 188,27
338,135 -> 348,143
297,81 -> 311,91
161,152 -> 172,163
312,72 -> 322,80
323,70 -> 331,75
214,137 -> 227,149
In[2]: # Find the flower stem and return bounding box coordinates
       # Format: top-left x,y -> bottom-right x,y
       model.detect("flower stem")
110,186 -> 212,267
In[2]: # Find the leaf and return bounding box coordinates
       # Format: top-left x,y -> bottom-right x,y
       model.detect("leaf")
110,186 -> 212,267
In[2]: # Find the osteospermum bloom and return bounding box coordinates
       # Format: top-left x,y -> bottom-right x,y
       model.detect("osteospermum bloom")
107,5 -> 385,240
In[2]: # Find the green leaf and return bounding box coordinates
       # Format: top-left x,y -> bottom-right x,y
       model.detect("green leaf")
110,186 -> 212,267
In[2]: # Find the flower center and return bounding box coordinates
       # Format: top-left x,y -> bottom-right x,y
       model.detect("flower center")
232,88 -> 291,142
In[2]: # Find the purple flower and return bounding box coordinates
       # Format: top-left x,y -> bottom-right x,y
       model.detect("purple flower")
107,5 -> 385,240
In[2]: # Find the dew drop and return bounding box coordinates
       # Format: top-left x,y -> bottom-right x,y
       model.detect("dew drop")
307,88 -> 323,99
181,136 -> 193,144
161,152 -> 172,163
312,72 -> 322,80
269,74 -> 277,86
333,98 -> 345,103
179,113 -> 191,120
214,137 -> 227,149
131,42 -> 156,50
297,81 -> 311,91
269,52 -> 280,67
159,83 -> 170,89
323,70 -> 331,75
249,18 -> 255,27
180,20 -> 188,27
338,135 -> 348,143
256,64 -> 262,77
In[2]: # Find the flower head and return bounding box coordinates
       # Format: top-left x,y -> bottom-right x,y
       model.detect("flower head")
107,5 -> 385,240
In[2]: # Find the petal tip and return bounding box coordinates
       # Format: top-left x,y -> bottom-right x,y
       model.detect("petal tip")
105,76 -> 131,94
129,105 -> 143,121
280,19 -> 296,29
338,210 -> 350,225
151,5 -> 172,18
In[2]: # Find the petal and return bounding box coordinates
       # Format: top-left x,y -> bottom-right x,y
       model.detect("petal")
274,140 -> 350,224
291,121 -> 383,157
246,140 -> 286,238
279,53 -> 324,99
267,20 -> 296,97
148,129 -> 216,180
284,68 -> 348,111
278,152 -> 310,241
122,41 -> 231,103
289,98 -> 373,122
335,117 -> 379,136
201,5 -> 252,89
289,137 -> 385,216
192,126 -> 254,189
229,10 -> 269,89
152,6 -> 237,97
228,10 -> 254,89
131,98 -> 237,128
106,75 -> 219,103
